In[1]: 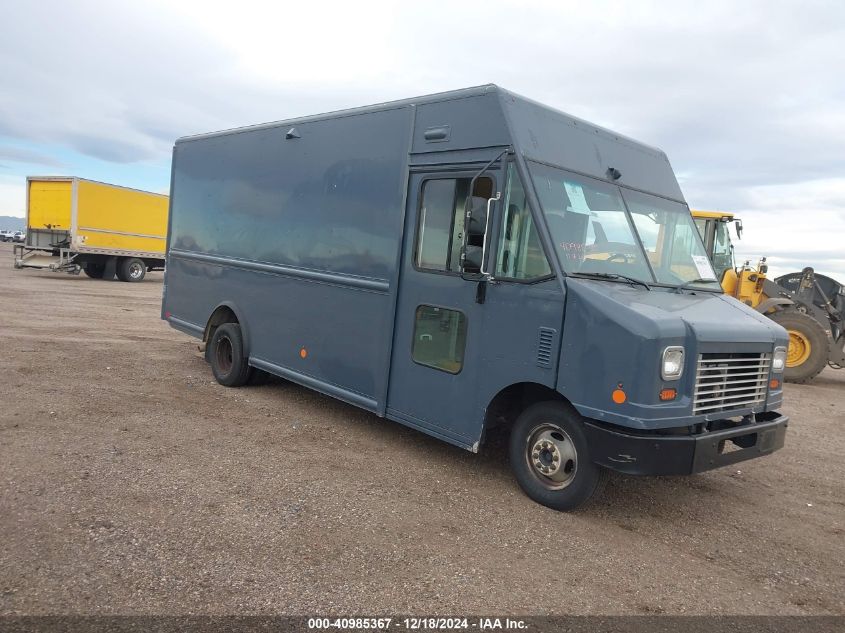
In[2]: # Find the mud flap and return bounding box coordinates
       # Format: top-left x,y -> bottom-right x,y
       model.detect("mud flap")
102,256 -> 118,281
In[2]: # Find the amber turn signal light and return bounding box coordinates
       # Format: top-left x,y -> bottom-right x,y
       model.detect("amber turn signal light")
659,388 -> 677,401
770,378 -> 780,390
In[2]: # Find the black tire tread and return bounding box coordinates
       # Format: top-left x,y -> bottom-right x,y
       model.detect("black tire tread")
208,323 -> 252,387
508,401 -> 606,512
83,264 -> 105,279
117,257 -> 146,283
768,309 -> 829,383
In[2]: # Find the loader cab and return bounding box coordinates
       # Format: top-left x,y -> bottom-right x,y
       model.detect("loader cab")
693,211 -> 739,279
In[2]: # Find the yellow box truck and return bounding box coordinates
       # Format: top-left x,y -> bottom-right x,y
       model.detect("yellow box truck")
14,177 -> 168,282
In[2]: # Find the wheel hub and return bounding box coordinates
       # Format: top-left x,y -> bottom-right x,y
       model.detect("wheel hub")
526,425 -> 577,489
786,329 -> 811,367
531,439 -> 561,475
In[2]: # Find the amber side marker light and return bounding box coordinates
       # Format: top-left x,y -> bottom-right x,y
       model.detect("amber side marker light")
659,388 -> 677,401
770,378 -> 780,390
612,387 -> 626,404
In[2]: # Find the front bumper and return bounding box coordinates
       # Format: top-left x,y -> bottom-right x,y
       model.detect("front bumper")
584,411 -> 788,476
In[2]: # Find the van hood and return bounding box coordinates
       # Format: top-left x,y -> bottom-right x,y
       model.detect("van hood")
558,278 -> 788,431
564,278 -> 786,344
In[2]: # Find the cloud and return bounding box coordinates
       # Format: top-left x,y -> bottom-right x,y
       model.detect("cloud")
0,146 -> 66,168
1,0 -> 843,280
0,176 -> 26,216
715,177 -> 845,279
4,0 -> 844,183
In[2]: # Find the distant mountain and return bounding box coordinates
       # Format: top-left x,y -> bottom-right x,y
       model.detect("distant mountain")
0,216 -> 25,231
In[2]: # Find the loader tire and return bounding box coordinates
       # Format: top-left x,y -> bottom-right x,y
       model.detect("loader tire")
117,257 -> 146,282
769,309 -> 828,383
208,323 -> 252,387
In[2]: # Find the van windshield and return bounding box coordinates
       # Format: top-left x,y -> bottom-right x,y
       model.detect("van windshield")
528,162 -> 721,290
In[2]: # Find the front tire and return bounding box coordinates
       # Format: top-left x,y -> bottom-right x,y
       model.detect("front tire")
509,401 -> 607,511
208,323 -> 252,387
117,257 -> 146,282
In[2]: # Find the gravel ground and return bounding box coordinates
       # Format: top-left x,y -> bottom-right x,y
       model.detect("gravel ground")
0,241 -> 843,615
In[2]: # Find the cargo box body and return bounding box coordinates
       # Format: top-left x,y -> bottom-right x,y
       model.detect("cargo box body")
25,177 -> 168,257
16,177 -> 168,281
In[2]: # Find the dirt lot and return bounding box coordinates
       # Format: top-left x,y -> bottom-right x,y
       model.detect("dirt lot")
0,241 -> 843,616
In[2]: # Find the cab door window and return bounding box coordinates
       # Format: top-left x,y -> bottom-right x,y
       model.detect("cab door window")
414,176 -> 492,274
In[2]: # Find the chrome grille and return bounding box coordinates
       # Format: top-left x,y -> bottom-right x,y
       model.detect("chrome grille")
693,352 -> 771,415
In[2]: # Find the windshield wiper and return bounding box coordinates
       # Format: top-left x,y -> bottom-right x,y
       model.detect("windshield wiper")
569,271 -> 651,290
674,277 -> 718,294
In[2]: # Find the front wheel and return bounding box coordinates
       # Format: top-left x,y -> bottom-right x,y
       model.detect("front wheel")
509,402 -> 607,511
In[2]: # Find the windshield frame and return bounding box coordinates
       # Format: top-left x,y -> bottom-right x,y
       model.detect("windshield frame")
525,159 -> 722,292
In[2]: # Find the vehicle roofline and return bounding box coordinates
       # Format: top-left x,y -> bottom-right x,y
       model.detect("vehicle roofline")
174,84 -> 502,144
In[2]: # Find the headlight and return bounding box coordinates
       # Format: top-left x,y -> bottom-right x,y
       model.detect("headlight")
772,346 -> 787,373
661,346 -> 684,381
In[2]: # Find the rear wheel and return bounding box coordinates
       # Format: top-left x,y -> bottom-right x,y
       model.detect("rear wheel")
117,257 -> 146,282
208,323 -> 252,387
509,401 -> 607,511
768,309 -> 828,383
83,263 -> 105,279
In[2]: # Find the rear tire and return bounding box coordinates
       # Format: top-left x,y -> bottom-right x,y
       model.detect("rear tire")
208,323 -> 252,387
83,263 -> 105,279
117,257 -> 146,282
768,309 -> 828,383
509,401 -> 607,511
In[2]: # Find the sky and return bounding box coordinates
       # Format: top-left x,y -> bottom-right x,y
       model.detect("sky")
1,0 -> 844,280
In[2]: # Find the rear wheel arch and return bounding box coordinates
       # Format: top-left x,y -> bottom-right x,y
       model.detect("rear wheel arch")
204,303 -> 251,357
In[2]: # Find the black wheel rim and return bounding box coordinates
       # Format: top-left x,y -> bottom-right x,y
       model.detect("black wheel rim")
216,336 -> 234,374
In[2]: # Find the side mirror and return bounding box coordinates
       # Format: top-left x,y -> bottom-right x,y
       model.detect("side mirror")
461,192 -> 501,278
461,196 -> 492,277
735,219 -> 743,239
463,245 -> 483,273
466,196 -> 489,241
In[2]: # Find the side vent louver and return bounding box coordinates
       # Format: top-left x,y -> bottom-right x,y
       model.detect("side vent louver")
537,327 -> 556,368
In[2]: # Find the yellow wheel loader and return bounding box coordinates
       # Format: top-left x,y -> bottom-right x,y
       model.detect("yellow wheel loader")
692,210 -> 844,383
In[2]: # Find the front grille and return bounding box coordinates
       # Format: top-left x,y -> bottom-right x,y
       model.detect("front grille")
693,352 -> 771,415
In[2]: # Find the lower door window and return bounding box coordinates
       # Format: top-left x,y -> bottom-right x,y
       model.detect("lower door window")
411,305 -> 467,374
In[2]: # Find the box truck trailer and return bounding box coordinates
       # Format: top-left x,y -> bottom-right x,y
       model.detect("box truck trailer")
14,177 -> 168,282
162,85 -> 789,510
